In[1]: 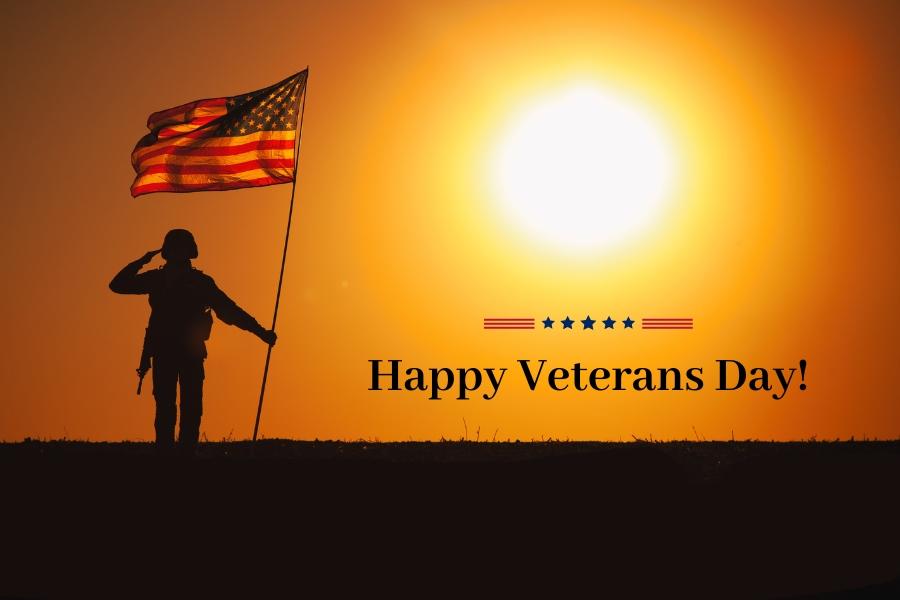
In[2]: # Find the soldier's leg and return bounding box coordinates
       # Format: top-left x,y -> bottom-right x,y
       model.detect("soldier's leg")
177,357 -> 205,455
151,354 -> 178,452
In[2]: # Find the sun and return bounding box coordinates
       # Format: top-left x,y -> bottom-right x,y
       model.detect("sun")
491,83 -> 676,253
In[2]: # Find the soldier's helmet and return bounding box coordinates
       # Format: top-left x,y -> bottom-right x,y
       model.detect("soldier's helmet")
161,229 -> 199,261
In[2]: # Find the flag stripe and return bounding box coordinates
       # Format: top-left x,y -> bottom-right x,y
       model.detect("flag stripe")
147,98 -> 224,125
133,131 -> 296,163
133,166 -> 294,187
147,98 -> 227,129
134,140 -> 295,169
157,115 -> 224,138
138,158 -> 295,176
149,127 -> 216,142
131,175 -> 294,197
136,147 -> 293,169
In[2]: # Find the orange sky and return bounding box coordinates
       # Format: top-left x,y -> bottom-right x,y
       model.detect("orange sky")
1,0 -> 898,442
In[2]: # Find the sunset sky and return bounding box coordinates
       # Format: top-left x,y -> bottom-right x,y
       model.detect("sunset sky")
1,0 -> 897,442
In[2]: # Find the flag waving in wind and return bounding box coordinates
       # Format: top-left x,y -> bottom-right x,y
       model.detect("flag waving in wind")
130,70 -> 308,197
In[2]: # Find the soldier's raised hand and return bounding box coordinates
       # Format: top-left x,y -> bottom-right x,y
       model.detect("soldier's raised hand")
140,248 -> 161,264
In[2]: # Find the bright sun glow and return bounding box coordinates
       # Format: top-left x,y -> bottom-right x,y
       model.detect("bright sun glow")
492,84 -> 675,253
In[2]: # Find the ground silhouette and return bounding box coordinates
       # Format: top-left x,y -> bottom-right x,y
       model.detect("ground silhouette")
2,440 -> 898,598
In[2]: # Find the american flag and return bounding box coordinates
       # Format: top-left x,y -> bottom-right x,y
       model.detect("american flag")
130,70 -> 307,197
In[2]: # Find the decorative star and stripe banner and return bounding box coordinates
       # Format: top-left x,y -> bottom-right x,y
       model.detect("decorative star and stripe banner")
483,316 -> 694,330
130,70 -> 308,197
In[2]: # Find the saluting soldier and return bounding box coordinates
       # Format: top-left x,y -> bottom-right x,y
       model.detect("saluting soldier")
110,229 -> 276,455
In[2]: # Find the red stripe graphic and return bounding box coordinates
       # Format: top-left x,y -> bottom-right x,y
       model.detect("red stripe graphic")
642,317 -> 693,329
484,317 -> 534,329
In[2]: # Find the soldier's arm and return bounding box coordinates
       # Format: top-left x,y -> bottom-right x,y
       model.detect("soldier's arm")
207,278 -> 277,345
109,249 -> 160,294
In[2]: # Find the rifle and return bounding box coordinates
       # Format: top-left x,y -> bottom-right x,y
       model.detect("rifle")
136,326 -> 152,395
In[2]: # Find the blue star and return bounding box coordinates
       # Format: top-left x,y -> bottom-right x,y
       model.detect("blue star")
542,316 -> 554,329
581,315 -> 596,330
561,316 -> 574,329
603,316 -> 616,329
623,316 -> 635,329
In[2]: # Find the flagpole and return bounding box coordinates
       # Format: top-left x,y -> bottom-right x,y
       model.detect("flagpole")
252,69 -> 309,442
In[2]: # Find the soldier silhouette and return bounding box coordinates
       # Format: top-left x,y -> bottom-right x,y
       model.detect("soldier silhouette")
110,229 -> 276,456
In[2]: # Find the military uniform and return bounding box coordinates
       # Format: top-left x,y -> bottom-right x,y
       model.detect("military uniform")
111,255 -> 267,454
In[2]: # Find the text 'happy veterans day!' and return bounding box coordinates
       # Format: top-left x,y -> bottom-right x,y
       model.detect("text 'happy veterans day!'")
369,359 -> 809,401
